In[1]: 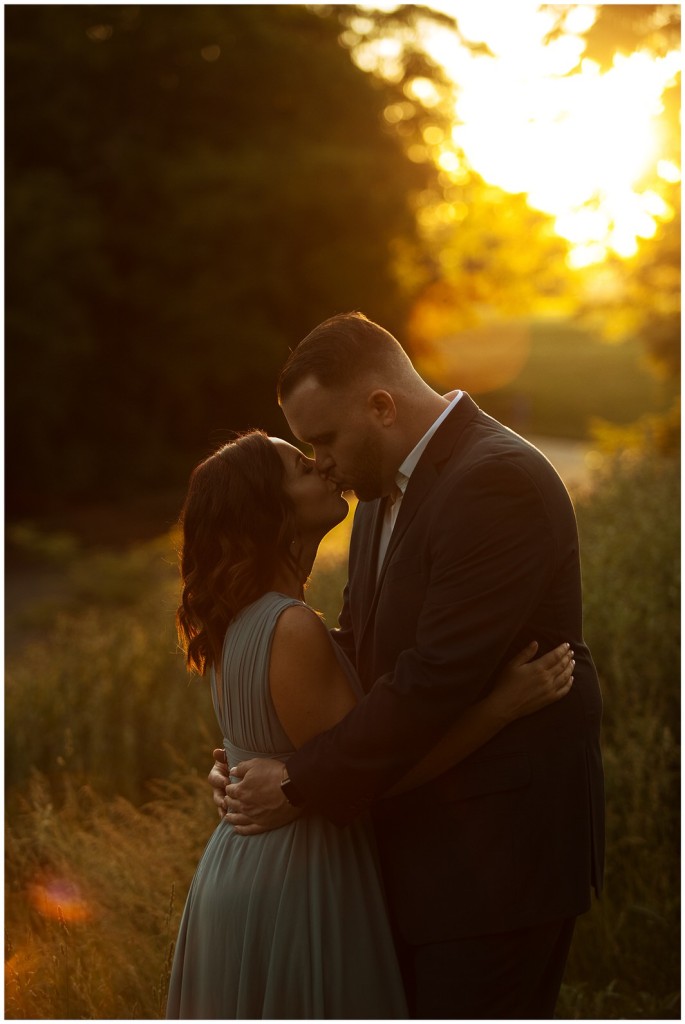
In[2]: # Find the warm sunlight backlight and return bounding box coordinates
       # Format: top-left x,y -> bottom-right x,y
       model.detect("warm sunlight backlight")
657,159 -> 681,184
367,1 -> 682,267
451,48 -> 678,263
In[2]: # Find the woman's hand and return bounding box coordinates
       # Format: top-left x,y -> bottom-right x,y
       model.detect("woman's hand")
487,641 -> 574,726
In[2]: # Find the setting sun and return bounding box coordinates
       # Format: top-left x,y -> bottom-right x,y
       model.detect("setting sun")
435,11 -> 678,264
363,2 -> 680,266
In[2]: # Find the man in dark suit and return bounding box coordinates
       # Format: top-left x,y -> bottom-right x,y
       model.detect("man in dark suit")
220,311 -> 605,1018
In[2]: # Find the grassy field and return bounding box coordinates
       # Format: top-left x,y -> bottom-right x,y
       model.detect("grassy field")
5,445 -> 680,1019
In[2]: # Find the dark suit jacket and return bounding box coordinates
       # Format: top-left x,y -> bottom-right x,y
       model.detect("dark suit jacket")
287,394 -> 605,943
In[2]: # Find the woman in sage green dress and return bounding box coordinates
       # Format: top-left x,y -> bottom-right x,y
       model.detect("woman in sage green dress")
167,431 -> 574,1019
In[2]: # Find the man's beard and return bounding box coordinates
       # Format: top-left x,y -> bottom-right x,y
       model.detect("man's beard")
348,433 -> 386,502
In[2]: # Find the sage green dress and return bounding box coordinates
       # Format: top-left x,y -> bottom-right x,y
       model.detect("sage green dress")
166,592 -> 408,1019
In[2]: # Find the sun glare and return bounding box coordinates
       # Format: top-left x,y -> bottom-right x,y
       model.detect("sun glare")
362,1 -> 680,266
657,158 -> 681,184
448,45 -> 679,264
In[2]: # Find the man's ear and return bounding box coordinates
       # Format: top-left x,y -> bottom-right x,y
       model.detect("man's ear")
367,389 -> 396,426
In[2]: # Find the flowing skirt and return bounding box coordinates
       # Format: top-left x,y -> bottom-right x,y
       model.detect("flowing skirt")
166,813 -> 408,1019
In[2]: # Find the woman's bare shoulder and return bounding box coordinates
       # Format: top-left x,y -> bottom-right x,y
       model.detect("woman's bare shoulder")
269,602 -> 356,747
271,602 -> 334,660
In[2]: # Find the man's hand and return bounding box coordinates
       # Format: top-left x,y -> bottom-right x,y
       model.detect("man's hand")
224,758 -> 302,835
208,748 -> 231,818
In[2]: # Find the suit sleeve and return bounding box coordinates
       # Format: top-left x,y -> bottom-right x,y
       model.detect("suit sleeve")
287,459 -> 557,824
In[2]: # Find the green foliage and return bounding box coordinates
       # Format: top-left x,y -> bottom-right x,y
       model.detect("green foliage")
438,317 -> 676,440
578,451 -> 679,727
579,201 -> 681,382
590,396 -> 681,458
556,451 -> 680,1018
552,4 -> 681,384
6,5 -> 432,513
6,534 -> 219,804
407,183 -> 571,350
8,1 -> 678,532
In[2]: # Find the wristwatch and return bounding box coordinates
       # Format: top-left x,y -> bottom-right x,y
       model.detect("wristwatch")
280,766 -> 305,807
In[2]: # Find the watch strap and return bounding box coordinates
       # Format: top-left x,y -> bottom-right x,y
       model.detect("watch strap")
280,767 -> 305,807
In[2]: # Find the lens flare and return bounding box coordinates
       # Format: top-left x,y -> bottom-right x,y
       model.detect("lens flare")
410,313 -> 533,394
28,876 -> 93,923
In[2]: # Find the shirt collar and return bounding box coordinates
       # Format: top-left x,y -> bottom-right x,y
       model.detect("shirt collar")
394,390 -> 463,495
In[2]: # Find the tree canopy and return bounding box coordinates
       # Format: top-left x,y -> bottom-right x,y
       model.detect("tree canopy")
6,4 -> 680,515
6,5 -> 434,512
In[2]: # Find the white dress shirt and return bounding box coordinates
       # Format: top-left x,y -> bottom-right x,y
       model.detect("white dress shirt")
376,390 -> 463,578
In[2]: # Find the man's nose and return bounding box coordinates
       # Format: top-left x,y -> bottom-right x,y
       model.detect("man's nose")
315,451 -> 334,476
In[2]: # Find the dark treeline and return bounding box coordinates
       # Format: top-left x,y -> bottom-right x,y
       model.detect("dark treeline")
7,5 -> 680,520
6,5 -> 435,515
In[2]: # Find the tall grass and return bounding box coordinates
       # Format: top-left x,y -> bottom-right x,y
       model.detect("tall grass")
5,453 -> 679,1018
6,533 -> 218,804
556,450 -> 680,1019
5,772 -> 214,1019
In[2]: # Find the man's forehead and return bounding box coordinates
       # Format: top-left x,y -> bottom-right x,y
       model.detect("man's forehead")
282,375 -> 331,405
282,383 -> 337,439
282,376 -> 334,415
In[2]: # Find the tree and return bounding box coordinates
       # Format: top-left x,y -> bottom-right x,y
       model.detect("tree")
546,5 -> 681,389
334,5 -> 571,375
6,5 -> 436,513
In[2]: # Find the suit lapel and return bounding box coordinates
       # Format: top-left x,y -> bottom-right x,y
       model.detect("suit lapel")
357,393 -> 480,656
376,457 -> 438,585
356,497 -> 387,644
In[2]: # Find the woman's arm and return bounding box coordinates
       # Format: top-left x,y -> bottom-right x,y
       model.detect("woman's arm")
386,641 -> 574,795
268,604 -> 358,748
216,605 -> 356,832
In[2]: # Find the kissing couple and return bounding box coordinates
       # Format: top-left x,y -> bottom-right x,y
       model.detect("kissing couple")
166,311 -> 604,1020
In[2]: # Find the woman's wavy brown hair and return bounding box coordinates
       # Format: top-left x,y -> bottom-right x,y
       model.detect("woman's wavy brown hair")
176,431 -> 299,676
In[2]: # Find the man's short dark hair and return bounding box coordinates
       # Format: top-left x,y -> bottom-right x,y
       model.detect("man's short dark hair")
278,312 -> 411,401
